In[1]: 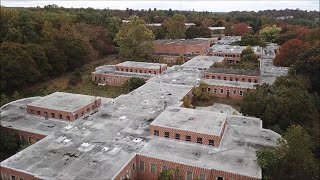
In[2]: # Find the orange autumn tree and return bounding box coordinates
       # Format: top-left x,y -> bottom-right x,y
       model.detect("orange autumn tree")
273,39 -> 309,67
233,22 -> 250,36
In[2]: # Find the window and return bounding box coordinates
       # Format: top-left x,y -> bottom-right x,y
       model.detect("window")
199,174 -> 206,180
235,78 -> 238,81
11,176 -> 15,180
150,163 -> 156,174
175,133 -> 180,140
242,78 -> 245,82
223,77 -> 226,80
230,77 -> 233,81
37,111 -> 41,115
139,161 -> 144,171
28,137 -> 32,143
59,114 -> 63,119
239,90 -> 243,96
154,130 -> 159,136
140,70 -> 142,73
164,132 -> 170,138
254,79 -> 258,83
217,177 -> 224,180
208,140 -> 214,146
75,114 -> 79,119
154,71 -> 157,74
51,113 -> 55,118
214,89 -> 217,93
197,138 -> 202,144
19,178 -> 23,180
186,135 -> 191,142
205,75 -> 209,78
212,76 -> 215,79
67,116 -> 70,120
227,89 -> 230,95
248,79 -> 251,83
162,165 -> 168,172
44,112 -> 48,116
81,112 -> 84,116
220,89 -> 224,94
218,76 -> 221,80
132,163 -> 136,172
87,108 -> 90,112
233,90 -> 237,95
207,88 -> 211,92
149,71 -> 151,74
130,69 -> 133,72
186,171 -> 193,180
92,105 -> 95,109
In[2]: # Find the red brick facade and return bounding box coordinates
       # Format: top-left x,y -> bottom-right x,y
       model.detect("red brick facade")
113,154 -> 260,180
1,126 -> 46,143
204,72 -> 260,83
154,42 -> 210,55
207,85 -> 253,100
150,122 -> 227,147
115,65 -> 167,75
113,156 -> 138,180
1,166 -> 41,180
26,98 -> 101,122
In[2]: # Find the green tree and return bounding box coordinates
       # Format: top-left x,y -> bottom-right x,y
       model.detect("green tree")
176,54 -> 185,65
238,46 -> 259,70
234,33 -> 266,47
115,16 -> 155,60
164,13 -> 186,39
68,68 -> 83,86
107,17 -> 122,44
157,168 -> 183,180
0,93 -> 9,107
257,125 -> 319,180
259,26 -> 282,43
0,42 -> 41,92
124,77 -> 146,92
191,82 -> 212,106
292,41 -> 320,93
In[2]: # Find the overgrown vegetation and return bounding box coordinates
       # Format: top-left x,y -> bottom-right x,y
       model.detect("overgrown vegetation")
157,168 -> 183,180
124,77 -> 146,92
0,131 -> 31,161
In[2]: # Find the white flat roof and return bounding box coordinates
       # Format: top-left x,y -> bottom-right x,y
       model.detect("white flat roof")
27,92 -> 100,113
116,61 -> 167,69
151,106 -> 226,136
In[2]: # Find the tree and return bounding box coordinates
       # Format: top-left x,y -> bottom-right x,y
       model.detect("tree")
233,22 -> 249,36
149,26 -> 166,39
157,168 -> 183,180
186,26 -> 211,39
292,42 -> 320,93
68,69 -> 82,86
259,26 -> 282,43
164,13 -> 186,39
0,42 -> 41,93
176,54 -> 185,65
238,46 -> 259,70
304,27 -> 320,45
107,17 -> 122,44
233,33 -> 266,47
257,125 -> 319,180
273,39 -> 309,67
124,77 -> 145,92
241,76 -> 319,130
191,82 -> 212,106
115,16 -> 155,60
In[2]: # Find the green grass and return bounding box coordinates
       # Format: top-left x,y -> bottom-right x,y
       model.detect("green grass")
194,96 -> 242,111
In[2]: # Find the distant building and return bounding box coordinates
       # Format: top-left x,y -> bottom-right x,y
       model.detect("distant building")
92,61 -> 167,86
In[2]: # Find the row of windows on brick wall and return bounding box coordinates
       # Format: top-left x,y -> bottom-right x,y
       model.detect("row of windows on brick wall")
137,161 -> 225,180
154,130 -> 215,146
0,173 -> 24,180
207,88 -> 244,96
205,75 -> 258,83
116,68 -> 167,74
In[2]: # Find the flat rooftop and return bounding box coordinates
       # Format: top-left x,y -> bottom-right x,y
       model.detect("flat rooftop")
151,106 -> 226,136
92,65 -> 154,78
181,56 -> 224,70
207,67 -> 261,76
139,115 -> 281,179
156,39 -> 208,45
216,36 -> 242,45
204,79 -> 257,89
210,44 -> 246,54
116,61 -> 167,69
27,92 -> 100,113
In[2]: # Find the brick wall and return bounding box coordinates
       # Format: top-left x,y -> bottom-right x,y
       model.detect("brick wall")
207,85 -> 253,100
0,166 -> 41,180
115,65 -> 167,75
204,72 -> 260,83
1,126 -> 46,143
115,154 -> 261,180
154,43 -> 210,55
113,155 -> 138,180
149,122 -> 226,147
26,98 -> 101,122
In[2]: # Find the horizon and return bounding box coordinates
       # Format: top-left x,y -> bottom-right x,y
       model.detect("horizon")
2,0 -> 320,12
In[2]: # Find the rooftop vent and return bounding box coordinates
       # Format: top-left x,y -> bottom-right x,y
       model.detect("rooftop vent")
64,125 -> 73,130
108,146 -> 122,156
102,147 -> 110,152
133,138 -> 143,143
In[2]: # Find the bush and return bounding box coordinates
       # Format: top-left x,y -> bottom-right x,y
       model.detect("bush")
68,69 -> 82,86
124,77 -> 145,92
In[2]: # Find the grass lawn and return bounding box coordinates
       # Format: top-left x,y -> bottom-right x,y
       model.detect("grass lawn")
13,55 -> 127,100
194,96 -> 243,111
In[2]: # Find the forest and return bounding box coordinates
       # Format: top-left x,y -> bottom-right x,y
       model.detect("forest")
0,5 -> 320,179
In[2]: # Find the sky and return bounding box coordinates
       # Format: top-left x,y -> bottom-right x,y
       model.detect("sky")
2,0 -> 320,12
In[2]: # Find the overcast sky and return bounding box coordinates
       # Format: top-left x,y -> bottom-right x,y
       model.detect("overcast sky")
2,0 -> 320,12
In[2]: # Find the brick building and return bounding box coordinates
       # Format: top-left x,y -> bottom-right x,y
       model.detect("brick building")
26,92 -> 101,121
92,61 -> 167,86
1,42 -> 286,180
204,67 -> 261,83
